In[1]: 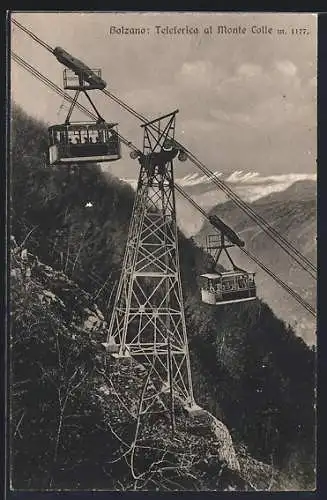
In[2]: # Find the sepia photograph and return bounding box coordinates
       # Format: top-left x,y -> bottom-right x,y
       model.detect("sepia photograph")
9,11 -> 317,491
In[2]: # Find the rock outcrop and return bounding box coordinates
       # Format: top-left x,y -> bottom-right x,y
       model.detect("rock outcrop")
10,241 -> 286,490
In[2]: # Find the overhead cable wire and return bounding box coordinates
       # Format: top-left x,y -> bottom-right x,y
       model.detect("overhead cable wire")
11,18 -> 54,53
99,88 -> 317,278
176,185 -> 316,317
11,50 -> 316,318
11,52 -> 140,153
11,18 -> 317,278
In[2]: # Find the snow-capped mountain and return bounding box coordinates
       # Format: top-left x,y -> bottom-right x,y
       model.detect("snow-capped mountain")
122,171 -> 317,236
174,170 -> 316,204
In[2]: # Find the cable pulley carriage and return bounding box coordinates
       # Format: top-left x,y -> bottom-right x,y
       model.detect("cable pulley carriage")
200,215 -> 257,306
48,47 -> 121,165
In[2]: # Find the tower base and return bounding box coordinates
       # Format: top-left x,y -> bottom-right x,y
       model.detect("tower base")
183,403 -> 206,417
161,381 -> 205,417
101,340 -> 131,358
111,351 -> 132,359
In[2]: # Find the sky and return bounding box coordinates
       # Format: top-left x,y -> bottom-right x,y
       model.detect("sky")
10,12 -> 317,179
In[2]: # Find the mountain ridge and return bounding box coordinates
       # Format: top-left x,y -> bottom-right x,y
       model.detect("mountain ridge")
121,171 -> 317,201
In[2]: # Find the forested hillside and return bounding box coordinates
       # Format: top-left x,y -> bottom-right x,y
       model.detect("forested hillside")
10,104 -> 316,489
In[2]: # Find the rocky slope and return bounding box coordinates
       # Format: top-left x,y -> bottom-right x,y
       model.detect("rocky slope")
11,239 -> 292,491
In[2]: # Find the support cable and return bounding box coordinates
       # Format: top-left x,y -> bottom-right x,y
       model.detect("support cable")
11,50 -> 316,318
175,185 -> 316,317
10,18 -> 317,278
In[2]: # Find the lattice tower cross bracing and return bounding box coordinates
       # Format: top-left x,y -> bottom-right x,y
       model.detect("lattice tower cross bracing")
105,111 -> 200,413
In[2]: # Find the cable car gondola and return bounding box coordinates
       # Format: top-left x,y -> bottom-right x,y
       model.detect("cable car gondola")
200,228 -> 257,306
48,59 -> 121,165
48,122 -> 121,165
200,270 -> 256,305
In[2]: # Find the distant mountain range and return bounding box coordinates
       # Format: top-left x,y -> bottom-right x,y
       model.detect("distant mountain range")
175,171 -> 316,200
194,179 -> 317,345
122,171 -> 317,236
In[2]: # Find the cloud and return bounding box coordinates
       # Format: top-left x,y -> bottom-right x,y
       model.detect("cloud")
209,58 -> 315,133
122,86 -> 179,116
275,60 -> 298,77
309,76 -> 317,88
11,11 -> 317,176
175,60 -> 215,91
237,63 -> 263,78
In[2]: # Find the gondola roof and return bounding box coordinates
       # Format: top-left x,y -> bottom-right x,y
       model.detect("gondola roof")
201,270 -> 253,279
200,273 -> 222,279
49,122 -> 118,131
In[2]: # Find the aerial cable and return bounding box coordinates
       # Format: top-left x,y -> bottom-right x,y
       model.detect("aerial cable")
11,18 -> 317,278
11,52 -> 140,154
175,185 -> 316,318
11,18 -> 54,53
174,149 -> 317,278
11,50 -> 316,318
241,247 -> 316,317
101,89 -> 319,279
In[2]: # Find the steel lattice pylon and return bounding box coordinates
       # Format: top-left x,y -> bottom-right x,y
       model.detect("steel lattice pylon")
105,110 -> 200,413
